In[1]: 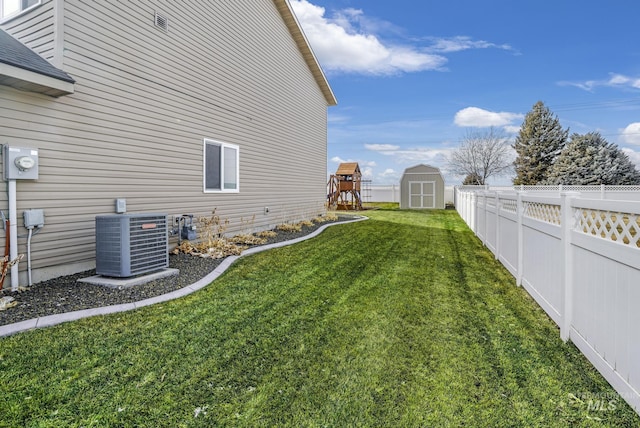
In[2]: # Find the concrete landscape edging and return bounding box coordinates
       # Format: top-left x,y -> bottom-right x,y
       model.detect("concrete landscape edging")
0,215 -> 368,337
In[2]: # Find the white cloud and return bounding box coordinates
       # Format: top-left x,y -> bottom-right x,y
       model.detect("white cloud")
503,125 -> 522,134
622,122 -> 640,145
426,36 -> 517,54
365,143 -> 400,151
607,74 -> 640,89
559,73 -> 640,92
330,156 -> 376,167
361,167 -> 374,179
290,0 -> 446,75
558,80 -> 597,92
454,107 -> 523,127
397,148 -> 451,164
622,148 -> 640,168
328,114 -> 350,124
355,146 -> 461,184
377,168 -> 400,182
373,147 -> 451,165
290,2 -> 519,76
363,144 -> 451,169
380,168 -> 397,177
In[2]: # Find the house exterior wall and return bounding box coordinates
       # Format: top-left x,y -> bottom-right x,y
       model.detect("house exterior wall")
0,0 -> 332,284
400,165 -> 445,209
1,0 -> 57,62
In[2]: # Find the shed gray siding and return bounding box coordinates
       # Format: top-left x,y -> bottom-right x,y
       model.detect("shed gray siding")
0,0 -> 333,283
400,165 -> 445,209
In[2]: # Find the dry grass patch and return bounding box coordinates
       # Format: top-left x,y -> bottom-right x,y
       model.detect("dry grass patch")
276,222 -> 303,232
256,230 -> 277,239
173,210 -> 337,258
228,234 -> 268,246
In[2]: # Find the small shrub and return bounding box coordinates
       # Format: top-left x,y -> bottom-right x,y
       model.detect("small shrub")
172,241 -> 199,256
172,209 -> 246,259
277,223 -> 302,232
312,212 -> 338,223
323,212 -> 339,221
256,230 -> 277,238
229,234 -> 267,245
198,238 -> 245,259
198,209 -> 229,247
171,238 -> 246,259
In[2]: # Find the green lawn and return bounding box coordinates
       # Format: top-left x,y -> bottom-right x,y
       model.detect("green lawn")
1,209 -> 638,427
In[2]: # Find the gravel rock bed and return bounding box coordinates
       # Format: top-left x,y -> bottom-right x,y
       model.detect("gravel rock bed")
0,217 -> 354,327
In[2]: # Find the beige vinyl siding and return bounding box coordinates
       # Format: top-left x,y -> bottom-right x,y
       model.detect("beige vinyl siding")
0,0 -> 330,283
1,0 -> 55,60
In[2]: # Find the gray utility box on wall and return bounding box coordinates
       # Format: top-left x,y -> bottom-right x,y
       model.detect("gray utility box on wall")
3,145 -> 39,180
95,213 -> 168,278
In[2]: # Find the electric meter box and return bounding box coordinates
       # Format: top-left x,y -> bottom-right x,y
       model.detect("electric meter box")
3,145 -> 39,180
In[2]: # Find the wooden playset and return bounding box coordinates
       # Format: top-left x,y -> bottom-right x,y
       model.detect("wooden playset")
327,162 -> 364,210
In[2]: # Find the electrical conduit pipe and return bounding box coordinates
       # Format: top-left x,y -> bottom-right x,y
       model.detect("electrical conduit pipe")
8,179 -> 18,291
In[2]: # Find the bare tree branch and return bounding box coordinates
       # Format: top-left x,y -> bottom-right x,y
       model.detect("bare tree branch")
447,127 -> 513,185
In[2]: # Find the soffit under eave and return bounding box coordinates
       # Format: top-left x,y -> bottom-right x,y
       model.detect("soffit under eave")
0,63 -> 74,97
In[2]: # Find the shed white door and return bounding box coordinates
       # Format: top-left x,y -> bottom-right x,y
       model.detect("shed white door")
409,181 -> 435,208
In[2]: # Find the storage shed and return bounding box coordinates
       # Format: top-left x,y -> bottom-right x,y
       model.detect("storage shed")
400,164 -> 445,209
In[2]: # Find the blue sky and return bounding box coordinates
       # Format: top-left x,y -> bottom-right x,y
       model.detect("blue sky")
290,0 -> 640,185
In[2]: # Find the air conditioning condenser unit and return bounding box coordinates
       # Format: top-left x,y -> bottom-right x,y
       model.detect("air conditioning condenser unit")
95,213 -> 168,278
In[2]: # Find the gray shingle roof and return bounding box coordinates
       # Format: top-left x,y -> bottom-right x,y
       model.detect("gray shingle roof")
0,28 -> 74,83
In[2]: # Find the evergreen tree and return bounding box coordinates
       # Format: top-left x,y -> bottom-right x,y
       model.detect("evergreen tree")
462,172 -> 483,185
513,101 -> 568,184
544,132 -> 640,185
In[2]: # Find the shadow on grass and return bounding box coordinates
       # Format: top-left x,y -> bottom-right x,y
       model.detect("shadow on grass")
0,210 -> 637,427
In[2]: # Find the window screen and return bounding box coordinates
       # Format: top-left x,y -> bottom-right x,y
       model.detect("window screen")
204,139 -> 239,192
205,143 -> 221,190
223,146 -> 237,190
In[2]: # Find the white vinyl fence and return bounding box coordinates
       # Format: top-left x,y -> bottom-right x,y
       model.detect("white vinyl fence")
370,185 -> 400,203
456,186 -> 640,416
370,185 -> 455,204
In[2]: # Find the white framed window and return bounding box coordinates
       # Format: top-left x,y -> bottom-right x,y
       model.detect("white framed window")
0,0 -> 41,22
203,139 -> 239,193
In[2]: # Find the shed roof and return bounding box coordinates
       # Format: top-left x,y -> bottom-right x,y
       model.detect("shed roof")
402,164 -> 443,176
0,28 -> 75,96
336,162 -> 361,175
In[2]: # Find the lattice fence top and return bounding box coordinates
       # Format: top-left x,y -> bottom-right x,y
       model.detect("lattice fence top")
602,186 -> 640,192
575,209 -> 640,248
457,185 -> 640,193
519,185 -> 561,192
500,199 -> 517,214
524,202 -> 562,225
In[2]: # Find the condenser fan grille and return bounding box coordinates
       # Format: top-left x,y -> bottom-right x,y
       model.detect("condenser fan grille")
96,213 -> 168,277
